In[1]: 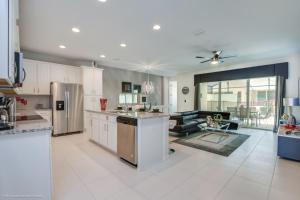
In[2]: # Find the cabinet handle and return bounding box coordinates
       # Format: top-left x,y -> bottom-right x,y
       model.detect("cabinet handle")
22,68 -> 27,81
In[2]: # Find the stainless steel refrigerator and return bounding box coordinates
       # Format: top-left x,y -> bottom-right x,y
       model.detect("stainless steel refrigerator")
51,82 -> 83,136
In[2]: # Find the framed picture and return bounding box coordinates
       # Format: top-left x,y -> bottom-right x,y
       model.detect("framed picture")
122,82 -> 132,93
133,84 -> 141,93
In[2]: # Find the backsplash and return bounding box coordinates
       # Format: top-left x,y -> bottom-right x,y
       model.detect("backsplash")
16,95 -> 50,110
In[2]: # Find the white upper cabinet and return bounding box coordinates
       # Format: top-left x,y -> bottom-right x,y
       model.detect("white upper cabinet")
20,59 -> 37,94
51,64 -> 82,84
37,62 -> 50,95
0,0 -> 9,80
64,66 -> 82,84
19,59 -> 50,95
82,66 -> 103,96
19,59 -> 82,95
50,64 -> 65,83
94,69 -> 103,96
0,0 -> 18,83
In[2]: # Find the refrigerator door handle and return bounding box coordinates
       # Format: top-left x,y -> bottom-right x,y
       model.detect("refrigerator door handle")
65,91 -> 68,118
67,91 -> 70,118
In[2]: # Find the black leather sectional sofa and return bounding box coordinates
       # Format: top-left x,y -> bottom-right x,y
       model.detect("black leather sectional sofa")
169,110 -> 238,134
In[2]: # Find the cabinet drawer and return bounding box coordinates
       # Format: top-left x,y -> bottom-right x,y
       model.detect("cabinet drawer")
99,114 -> 116,123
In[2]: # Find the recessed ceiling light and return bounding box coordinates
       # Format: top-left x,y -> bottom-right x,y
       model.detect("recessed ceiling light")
59,45 -> 66,49
153,25 -> 161,30
98,0 -> 107,2
72,27 -> 80,33
100,54 -> 106,58
120,43 -> 127,47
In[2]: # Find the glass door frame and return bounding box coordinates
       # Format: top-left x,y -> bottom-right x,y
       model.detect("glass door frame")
199,76 -> 277,130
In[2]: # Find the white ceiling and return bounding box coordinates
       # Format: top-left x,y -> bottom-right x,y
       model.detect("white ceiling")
19,0 -> 300,76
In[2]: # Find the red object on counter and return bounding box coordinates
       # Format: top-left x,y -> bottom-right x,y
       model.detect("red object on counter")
283,124 -> 297,129
16,96 -> 27,105
100,98 -> 108,111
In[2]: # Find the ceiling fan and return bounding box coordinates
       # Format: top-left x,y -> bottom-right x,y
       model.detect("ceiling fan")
195,50 -> 236,64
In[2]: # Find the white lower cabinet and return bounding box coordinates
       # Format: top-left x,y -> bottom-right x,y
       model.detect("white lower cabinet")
86,112 -> 117,153
91,116 -> 100,143
0,131 -> 52,200
84,112 -> 92,139
107,121 -> 117,152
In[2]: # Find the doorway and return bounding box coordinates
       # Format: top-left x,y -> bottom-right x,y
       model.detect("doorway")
169,81 -> 177,114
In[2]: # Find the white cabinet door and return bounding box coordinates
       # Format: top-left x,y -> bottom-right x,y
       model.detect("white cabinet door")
0,0 -> 9,80
0,131 -> 52,200
99,120 -> 108,146
63,66 -> 74,83
84,96 -> 96,111
37,62 -> 50,95
50,64 -> 66,83
84,96 -> 100,111
94,68 -> 103,96
21,60 -> 37,94
82,67 -> 103,96
107,122 -> 117,152
82,67 -> 94,95
91,116 -> 100,143
84,112 -> 92,139
73,67 -> 82,84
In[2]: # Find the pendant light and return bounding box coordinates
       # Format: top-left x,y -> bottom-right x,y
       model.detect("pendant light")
142,70 -> 154,95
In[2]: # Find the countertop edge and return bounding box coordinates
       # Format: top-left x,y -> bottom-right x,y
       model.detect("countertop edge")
0,127 -> 52,136
85,109 -> 170,119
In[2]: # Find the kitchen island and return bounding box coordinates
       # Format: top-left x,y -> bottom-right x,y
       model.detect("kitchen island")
0,116 -> 52,200
85,110 -> 170,170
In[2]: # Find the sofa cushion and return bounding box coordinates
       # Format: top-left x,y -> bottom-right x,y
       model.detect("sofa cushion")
182,114 -> 199,123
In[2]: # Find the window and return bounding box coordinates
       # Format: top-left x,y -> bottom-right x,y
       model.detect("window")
118,93 -> 138,105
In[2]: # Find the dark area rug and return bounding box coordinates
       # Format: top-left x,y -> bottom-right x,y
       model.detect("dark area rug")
172,130 -> 250,156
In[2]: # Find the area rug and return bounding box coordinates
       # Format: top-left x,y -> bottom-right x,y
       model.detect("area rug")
172,130 -> 250,156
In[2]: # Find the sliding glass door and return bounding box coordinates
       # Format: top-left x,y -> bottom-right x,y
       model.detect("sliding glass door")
249,77 -> 276,129
199,76 -> 276,130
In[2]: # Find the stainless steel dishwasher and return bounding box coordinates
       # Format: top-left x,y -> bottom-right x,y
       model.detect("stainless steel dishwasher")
117,116 -> 138,165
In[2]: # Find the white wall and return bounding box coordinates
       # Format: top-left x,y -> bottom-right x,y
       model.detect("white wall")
170,53 -> 300,117
163,77 -> 169,112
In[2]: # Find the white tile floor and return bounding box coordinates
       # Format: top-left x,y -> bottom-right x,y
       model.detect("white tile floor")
52,129 -> 300,200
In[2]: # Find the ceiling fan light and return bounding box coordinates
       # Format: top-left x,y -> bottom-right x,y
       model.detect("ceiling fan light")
211,60 -> 219,65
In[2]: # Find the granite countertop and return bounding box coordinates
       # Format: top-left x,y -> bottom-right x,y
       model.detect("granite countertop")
86,109 -> 170,119
277,125 -> 300,139
0,120 -> 52,136
0,110 -> 52,136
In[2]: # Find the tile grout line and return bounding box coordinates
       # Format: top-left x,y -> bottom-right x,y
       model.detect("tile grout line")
266,138 -> 279,200
213,132 -> 267,200
70,138 -> 150,200
59,140 -> 99,200
131,153 -> 203,200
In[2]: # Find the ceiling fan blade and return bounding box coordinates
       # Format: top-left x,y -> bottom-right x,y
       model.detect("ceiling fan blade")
219,56 -> 236,59
216,50 -> 222,55
200,59 -> 211,63
195,56 -> 205,58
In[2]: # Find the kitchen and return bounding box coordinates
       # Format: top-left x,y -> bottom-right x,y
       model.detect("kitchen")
0,0 -> 170,199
